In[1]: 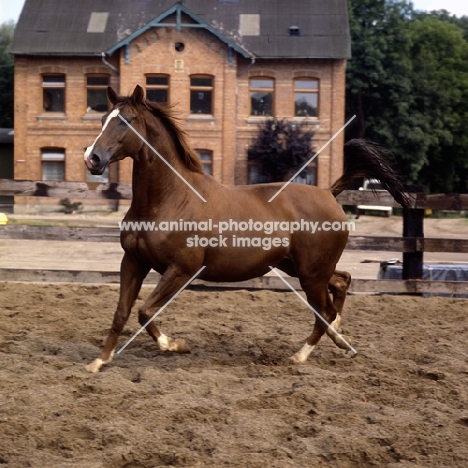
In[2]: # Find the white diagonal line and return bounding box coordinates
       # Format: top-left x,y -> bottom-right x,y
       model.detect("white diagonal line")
268,267 -> 357,354
117,266 -> 206,354
118,114 -> 207,203
268,115 -> 356,203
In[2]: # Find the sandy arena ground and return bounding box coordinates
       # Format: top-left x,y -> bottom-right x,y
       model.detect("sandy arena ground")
0,284 -> 467,467
0,214 -> 467,467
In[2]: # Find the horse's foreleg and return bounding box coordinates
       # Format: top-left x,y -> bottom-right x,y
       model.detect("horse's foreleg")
137,266 -> 193,354
85,254 -> 149,373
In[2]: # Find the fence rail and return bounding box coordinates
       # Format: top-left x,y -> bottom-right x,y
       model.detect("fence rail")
1,178 -> 467,295
0,268 -> 466,296
2,179 -> 468,210
1,224 -> 468,254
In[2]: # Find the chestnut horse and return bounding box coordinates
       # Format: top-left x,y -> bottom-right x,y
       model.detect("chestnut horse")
84,85 -> 409,372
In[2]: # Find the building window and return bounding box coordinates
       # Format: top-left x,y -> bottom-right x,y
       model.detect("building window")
190,75 -> 213,115
86,75 -> 110,112
146,75 -> 169,103
294,79 -> 319,117
248,162 -> 270,184
248,162 -> 316,185
293,164 -> 317,185
196,150 -> 213,175
289,26 -> 301,37
86,165 -> 109,183
42,75 -> 65,112
42,149 -> 65,181
250,78 -> 274,116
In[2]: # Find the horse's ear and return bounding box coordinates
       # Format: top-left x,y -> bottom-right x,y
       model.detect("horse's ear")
131,85 -> 145,105
107,87 -> 118,106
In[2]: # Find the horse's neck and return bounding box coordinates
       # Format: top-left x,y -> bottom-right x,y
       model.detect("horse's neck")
129,145 -> 191,215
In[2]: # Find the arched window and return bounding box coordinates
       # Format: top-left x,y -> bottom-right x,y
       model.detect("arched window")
190,75 -> 213,115
250,78 -> 274,116
294,78 -> 319,117
86,75 -> 110,113
196,149 -> 213,175
146,74 -> 169,103
293,163 -> 317,186
42,75 -> 65,112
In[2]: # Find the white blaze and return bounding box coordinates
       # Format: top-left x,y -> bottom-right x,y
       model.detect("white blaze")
84,109 -> 120,160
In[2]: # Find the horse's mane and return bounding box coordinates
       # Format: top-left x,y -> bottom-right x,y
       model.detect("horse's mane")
117,97 -> 204,174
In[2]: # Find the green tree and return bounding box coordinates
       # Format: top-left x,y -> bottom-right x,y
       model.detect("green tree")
346,1 -> 468,192
416,9 -> 468,41
346,0 -> 413,140
407,17 -> 468,191
0,21 -> 14,128
247,119 -> 315,183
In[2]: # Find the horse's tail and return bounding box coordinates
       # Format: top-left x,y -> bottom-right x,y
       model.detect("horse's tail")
329,139 -> 411,208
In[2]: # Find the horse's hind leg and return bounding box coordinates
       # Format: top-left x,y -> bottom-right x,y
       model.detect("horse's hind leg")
291,280 -> 336,363
292,277 -> 354,363
326,270 -> 351,349
86,253 -> 150,373
277,262 -> 352,352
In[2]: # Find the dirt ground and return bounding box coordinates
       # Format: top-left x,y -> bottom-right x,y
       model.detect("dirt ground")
1,214 -> 468,467
0,282 -> 467,467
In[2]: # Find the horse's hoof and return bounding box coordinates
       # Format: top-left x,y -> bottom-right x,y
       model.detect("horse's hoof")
336,334 -> 352,350
85,359 -> 102,373
171,338 -> 190,354
290,354 -> 305,364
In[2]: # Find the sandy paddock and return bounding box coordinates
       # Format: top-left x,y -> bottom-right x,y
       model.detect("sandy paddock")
0,281 -> 467,467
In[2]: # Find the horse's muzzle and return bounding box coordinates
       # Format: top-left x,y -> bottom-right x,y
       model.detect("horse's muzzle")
85,152 -> 107,175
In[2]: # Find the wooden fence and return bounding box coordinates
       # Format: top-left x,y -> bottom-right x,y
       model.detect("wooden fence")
1,179 -> 468,295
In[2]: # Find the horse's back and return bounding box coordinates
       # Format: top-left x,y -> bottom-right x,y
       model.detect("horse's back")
220,182 -> 347,223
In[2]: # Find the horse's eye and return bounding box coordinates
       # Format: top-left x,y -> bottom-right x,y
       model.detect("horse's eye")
119,116 -> 133,127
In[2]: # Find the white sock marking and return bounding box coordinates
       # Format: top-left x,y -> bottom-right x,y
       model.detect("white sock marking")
330,315 -> 341,331
85,358 -> 104,373
85,350 -> 115,373
157,333 -> 170,351
293,342 -> 316,363
103,350 -> 115,364
84,109 -> 120,160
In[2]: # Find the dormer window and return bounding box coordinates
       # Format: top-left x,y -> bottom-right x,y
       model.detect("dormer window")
289,26 -> 301,37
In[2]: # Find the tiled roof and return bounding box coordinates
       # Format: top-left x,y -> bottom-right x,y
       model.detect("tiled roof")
10,0 -> 350,59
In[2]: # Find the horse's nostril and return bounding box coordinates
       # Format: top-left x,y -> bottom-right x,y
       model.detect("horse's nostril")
91,154 -> 100,165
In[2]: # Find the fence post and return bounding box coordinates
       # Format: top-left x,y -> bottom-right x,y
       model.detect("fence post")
402,186 -> 424,280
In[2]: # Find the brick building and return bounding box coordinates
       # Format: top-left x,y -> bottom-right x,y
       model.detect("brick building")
10,0 -> 350,212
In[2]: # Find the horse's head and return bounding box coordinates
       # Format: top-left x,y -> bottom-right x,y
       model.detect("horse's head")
84,85 -> 147,175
